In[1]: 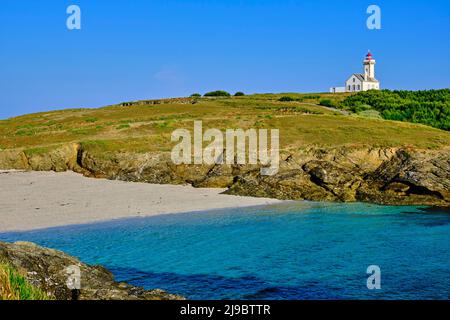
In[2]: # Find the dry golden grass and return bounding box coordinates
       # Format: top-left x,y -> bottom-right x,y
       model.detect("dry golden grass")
0,265 -> 15,300
0,263 -> 52,300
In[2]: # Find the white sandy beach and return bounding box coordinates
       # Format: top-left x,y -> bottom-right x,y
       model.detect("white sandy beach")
0,170 -> 281,233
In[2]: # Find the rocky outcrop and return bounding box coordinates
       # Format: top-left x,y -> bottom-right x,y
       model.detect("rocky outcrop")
226,147 -> 449,205
357,149 -> 450,205
0,241 -> 184,300
0,144 -> 81,172
0,144 -> 449,206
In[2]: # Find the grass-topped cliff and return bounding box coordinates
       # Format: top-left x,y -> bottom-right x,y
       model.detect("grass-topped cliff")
0,91 -> 449,206
1,91 -> 449,155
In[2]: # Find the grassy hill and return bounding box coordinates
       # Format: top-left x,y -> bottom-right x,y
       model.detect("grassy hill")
1,92 -> 449,156
1,92 -> 449,206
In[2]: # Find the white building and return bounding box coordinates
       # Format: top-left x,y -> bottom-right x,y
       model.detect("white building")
330,51 -> 380,93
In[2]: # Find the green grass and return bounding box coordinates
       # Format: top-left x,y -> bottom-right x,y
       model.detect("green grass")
0,262 -> 53,300
357,110 -> 382,119
84,117 -> 98,123
0,93 -> 448,154
23,146 -> 57,157
15,129 -> 35,136
116,123 -> 131,130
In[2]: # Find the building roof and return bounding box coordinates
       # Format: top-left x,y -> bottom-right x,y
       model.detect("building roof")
349,73 -> 379,83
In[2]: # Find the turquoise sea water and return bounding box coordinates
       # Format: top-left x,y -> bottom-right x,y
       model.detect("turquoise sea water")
1,202 -> 449,300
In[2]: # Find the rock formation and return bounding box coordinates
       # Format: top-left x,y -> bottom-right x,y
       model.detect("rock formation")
0,144 -> 448,206
0,241 -> 183,300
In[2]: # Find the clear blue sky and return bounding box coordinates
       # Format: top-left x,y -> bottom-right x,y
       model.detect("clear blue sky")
1,0 -> 449,119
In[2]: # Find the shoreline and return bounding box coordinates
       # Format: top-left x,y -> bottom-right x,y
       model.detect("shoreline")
0,170 -> 282,233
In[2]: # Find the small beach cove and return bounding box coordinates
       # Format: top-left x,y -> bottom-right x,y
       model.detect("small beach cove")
0,170 -> 282,233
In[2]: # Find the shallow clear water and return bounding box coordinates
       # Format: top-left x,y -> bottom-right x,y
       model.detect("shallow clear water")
1,202 -> 449,300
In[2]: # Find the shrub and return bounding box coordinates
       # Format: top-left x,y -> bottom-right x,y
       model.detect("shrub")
278,96 -> 295,102
319,99 -> 337,108
350,103 -> 372,113
302,94 -> 321,100
340,89 -> 450,130
190,93 -> 201,98
204,90 -> 231,97
234,92 -> 245,96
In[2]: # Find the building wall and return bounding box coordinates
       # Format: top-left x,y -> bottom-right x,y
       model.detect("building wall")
362,82 -> 380,91
345,76 -> 363,92
330,87 -> 346,93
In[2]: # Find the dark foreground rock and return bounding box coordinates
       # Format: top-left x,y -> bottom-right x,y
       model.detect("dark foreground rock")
0,144 -> 449,206
0,241 -> 184,300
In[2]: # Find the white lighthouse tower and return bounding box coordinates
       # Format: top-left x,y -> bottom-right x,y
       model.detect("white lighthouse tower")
364,51 -> 376,81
